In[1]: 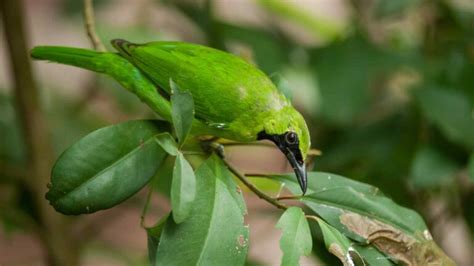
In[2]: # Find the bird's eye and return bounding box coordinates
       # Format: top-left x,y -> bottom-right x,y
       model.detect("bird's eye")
285,132 -> 297,144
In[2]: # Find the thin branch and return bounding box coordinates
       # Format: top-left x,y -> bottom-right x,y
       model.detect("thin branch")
275,195 -> 302,201
1,0 -> 79,264
245,173 -> 277,177
83,0 -> 106,51
221,158 -> 288,210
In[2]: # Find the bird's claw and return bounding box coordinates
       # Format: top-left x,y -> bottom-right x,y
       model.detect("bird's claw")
201,140 -> 225,159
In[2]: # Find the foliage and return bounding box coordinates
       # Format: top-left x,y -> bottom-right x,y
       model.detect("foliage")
2,0 -> 473,265
274,173 -> 453,265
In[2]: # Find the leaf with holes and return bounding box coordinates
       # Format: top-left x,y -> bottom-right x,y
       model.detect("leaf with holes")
272,172 -> 454,265
155,155 -> 248,265
276,207 -> 312,266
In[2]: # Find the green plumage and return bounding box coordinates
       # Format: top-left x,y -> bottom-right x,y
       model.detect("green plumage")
30,40 -> 310,159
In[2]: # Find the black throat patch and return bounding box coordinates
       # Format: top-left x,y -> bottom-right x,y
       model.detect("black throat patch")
257,131 -> 303,164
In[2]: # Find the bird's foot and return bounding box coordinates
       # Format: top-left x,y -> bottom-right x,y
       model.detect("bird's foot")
200,140 -> 225,159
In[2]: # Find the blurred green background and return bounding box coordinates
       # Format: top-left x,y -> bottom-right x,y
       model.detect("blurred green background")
1,0 -> 473,265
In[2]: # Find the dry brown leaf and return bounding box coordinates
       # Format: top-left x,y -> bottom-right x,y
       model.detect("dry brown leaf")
340,212 -> 455,266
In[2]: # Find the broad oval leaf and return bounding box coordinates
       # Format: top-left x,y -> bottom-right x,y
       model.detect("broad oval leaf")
170,80 -> 194,145
273,172 -> 455,265
276,207 -> 312,266
171,152 -> 196,223
155,155 -> 248,265
47,120 -> 170,215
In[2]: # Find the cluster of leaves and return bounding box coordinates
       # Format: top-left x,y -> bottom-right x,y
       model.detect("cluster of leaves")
41,76 -> 451,265
1,0 -> 473,265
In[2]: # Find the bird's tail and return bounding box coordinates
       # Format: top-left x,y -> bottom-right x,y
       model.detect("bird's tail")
30,45 -> 173,120
31,46 -> 112,73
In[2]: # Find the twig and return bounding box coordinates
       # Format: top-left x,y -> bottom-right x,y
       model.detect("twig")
221,158 -> 288,210
245,173 -> 277,177
275,195 -> 302,201
83,0 -> 106,51
1,0 -> 79,264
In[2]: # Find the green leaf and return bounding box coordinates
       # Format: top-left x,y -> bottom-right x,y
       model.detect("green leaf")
147,214 -> 169,265
276,207 -> 312,266
314,217 -> 365,266
354,245 -> 394,266
155,155 -> 248,265
171,153 -> 196,223
170,80 -> 194,146
469,154 -> 474,182
46,120 -> 170,215
272,172 -> 454,265
410,146 -> 459,188
413,87 -> 474,149
155,133 -> 178,156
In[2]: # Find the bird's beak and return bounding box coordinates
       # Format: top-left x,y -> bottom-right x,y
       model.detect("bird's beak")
284,148 -> 307,195
256,131 -> 308,194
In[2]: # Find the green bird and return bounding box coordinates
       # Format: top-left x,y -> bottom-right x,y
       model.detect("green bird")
31,40 -> 311,193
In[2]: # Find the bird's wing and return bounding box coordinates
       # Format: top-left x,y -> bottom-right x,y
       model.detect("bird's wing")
112,40 -> 287,137
112,40 -> 240,127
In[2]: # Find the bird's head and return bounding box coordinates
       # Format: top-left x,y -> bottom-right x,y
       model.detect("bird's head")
258,106 -> 310,194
